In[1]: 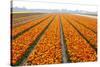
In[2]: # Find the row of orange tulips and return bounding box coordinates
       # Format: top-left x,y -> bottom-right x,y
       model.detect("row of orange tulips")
11,15 -> 54,65
67,14 -> 97,33
12,14 -> 51,38
61,16 -> 97,62
26,15 -> 62,65
64,15 -> 97,49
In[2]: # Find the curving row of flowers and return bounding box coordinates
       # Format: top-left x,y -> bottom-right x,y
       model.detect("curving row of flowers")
26,15 -> 62,65
61,15 -> 97,62
11,15 -> 54,65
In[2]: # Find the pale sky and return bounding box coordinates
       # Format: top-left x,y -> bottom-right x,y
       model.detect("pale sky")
12,0 -> 98,12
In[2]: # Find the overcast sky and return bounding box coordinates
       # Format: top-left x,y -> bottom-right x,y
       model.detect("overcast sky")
12,0 -> 98,12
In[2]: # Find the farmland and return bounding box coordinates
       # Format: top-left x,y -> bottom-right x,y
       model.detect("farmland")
11,13 -> 97,66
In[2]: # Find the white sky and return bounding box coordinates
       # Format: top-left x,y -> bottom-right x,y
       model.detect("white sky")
12,0 -> 98,12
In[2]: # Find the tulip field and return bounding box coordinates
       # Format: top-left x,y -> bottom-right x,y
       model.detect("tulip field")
11,13 -> 97,66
